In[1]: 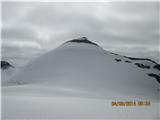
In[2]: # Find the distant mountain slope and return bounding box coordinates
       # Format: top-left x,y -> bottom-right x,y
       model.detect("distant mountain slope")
2,37 -> 160,119
1,61 -> 14,70
1,61 -> 15,85
6,37 -> 159,99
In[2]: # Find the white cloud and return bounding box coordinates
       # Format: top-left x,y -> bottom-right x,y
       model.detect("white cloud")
2,2 -> 159,65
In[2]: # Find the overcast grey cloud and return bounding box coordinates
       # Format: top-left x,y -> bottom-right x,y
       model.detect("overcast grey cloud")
2,2 -> 160,66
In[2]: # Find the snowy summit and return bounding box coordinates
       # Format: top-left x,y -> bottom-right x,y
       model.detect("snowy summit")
66,37 -> 99,46
2,37 -> 160,119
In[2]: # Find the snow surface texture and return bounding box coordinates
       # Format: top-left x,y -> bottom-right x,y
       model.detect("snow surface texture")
2,37 -> 160,119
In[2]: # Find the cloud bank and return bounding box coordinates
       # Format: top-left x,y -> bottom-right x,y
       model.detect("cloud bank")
2,2 -> 159,65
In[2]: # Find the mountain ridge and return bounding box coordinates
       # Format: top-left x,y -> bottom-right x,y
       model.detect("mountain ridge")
7,37 -> 159,87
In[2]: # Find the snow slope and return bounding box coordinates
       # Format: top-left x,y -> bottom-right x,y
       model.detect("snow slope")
2,37 -> 160,119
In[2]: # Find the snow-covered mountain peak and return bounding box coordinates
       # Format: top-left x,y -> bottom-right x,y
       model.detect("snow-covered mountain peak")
66,37 -> 98,46
56,37 -> 103,52
70,37 -> 88,41
2,39 -> 160,119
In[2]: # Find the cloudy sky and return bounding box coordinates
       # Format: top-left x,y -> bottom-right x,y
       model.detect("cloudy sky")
2,2 -> 159,66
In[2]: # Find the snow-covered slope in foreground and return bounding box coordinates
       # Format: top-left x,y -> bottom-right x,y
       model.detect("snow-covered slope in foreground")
2,37 -> 160,119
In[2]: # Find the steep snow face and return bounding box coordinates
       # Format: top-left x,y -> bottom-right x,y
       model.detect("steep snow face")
8,38 -> 159,100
